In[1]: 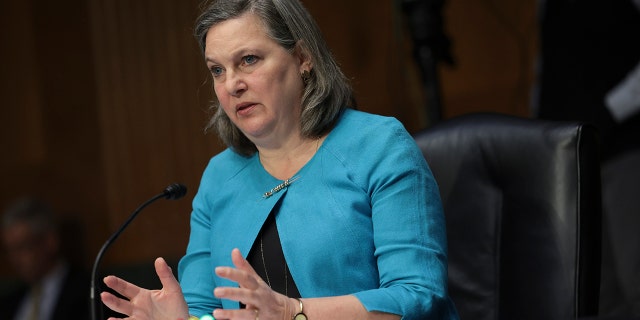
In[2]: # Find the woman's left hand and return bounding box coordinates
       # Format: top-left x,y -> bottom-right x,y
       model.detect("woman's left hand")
212,248 -> 294,320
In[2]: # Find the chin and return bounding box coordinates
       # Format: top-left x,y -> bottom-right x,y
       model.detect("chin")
238,123 -> 272,140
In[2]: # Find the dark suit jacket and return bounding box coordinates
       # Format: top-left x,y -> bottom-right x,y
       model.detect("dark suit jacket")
0,267 -> 90,320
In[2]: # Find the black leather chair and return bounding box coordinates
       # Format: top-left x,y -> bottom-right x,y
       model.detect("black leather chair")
414,113 -> 602,320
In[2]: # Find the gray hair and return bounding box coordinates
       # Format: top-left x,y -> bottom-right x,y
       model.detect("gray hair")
194,0 -> 355,156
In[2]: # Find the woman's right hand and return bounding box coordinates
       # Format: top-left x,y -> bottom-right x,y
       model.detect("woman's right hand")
100,257 -> 191,320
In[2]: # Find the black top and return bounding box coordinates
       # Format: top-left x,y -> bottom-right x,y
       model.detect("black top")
247,202 -> 301,299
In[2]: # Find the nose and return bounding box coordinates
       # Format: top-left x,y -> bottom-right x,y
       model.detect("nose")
225,69 -> 247,97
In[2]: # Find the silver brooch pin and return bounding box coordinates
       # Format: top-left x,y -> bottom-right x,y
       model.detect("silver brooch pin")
262,176 -> 300,199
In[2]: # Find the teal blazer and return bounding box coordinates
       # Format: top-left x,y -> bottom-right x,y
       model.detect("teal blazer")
178,109 -> 459,319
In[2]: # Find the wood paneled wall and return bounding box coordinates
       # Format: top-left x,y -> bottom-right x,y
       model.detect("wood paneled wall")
0,0 -> 536,277
87,0 -> 213,265
440,0 -> 537,118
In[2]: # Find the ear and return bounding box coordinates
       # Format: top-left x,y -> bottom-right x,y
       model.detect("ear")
294,40 -> 313,72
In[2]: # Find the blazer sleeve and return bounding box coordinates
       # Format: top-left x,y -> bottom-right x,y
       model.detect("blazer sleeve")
178,159 -> 222,317
351,118 -> 457,319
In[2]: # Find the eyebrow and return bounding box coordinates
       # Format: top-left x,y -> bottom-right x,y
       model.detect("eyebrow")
205,45 -> 263,65
204,56 -> 218,65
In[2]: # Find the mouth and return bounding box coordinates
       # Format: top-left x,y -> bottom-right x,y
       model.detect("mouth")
236,102 -> 257,112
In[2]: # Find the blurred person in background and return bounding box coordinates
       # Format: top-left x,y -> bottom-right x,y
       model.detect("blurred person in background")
0,197 -> 90,320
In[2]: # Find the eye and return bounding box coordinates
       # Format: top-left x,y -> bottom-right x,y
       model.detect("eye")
242,55 -> 258,65
210,65 -> 224,77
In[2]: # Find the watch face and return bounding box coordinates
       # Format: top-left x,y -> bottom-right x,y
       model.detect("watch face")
293,313 -> 308,320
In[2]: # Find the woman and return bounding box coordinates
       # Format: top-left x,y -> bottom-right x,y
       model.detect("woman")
100,0 -> 459,319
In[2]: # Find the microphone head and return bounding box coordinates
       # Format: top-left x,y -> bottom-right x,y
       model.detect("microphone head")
163,183 -> 187,200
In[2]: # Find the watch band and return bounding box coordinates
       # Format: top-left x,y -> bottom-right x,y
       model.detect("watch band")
292,298 -> 308,320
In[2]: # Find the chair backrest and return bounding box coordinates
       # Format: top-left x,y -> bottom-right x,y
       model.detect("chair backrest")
413,113 -> 601,320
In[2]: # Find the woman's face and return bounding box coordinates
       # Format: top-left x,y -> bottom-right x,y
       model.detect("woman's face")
204,13 -> 310,146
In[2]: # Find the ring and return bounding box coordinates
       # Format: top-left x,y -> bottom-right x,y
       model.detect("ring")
255,309 -> 259,320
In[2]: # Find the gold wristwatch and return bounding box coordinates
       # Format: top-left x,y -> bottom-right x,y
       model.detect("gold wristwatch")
293,298 -> 308,320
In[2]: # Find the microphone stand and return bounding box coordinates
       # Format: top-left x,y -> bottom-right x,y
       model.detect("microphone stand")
400,0 -> 454,128
90,184 -> 186,320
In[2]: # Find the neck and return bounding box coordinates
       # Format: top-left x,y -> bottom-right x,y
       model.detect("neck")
257,135 -> 323,180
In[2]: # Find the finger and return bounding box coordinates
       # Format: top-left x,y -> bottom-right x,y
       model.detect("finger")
155,257 -> 181,293
230,248 -> 265,287
214,286 -> 260,306
103,275 -> 142,300
215,267 -> 264,290
230,248 -> 256,273
100,291 -> 133,316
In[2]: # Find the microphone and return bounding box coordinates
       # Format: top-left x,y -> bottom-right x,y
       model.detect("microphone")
90,183 -> 187,320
